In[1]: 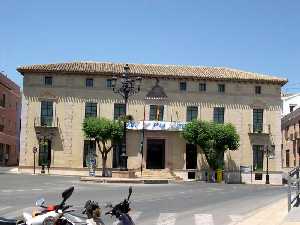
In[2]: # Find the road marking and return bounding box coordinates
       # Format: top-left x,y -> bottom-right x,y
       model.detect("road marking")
16,189 -> 24,192
1,190 -> 12,192
157,213 -> 176,225
32,188 -> 43,191
0,206 -> 12,212
228,215 -> 243,225
194,214 -> 214,225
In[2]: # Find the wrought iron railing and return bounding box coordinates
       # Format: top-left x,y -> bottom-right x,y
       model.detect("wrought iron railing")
34,116 -> 58,128
288,167 -> 300,211
248,123 -> 271,134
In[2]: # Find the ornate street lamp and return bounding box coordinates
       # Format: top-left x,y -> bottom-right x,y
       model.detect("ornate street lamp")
111,64 -> 142,170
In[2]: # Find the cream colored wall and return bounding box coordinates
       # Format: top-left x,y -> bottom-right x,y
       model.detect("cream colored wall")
20,73 -> 283,172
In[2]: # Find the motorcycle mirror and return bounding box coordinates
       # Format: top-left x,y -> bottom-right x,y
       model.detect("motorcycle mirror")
127,186 -> 133,200
62,186 -> 74,201
35,198 -> 45,207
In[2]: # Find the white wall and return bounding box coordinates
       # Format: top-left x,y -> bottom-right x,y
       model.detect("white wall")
282,94 -> 300,117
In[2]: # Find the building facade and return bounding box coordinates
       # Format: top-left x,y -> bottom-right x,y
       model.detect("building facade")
281,108 -> 300,172
17,62 -> 287,184
281,93 -> 300,117
0,72 -> 21,166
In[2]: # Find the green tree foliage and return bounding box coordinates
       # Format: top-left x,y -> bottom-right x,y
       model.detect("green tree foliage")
181,120 -> 240,170
82,117 -> 123,177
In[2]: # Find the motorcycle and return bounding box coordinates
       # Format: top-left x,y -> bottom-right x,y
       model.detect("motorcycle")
0,186 -> 135,225
24,186 -> 75,225
105,186 -> 135,225
0,186 -> 75,225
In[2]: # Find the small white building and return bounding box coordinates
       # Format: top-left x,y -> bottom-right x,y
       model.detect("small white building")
282,93 -> 300,117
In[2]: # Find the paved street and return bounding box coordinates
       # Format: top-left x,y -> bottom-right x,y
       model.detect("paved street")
0,174 -> 286,225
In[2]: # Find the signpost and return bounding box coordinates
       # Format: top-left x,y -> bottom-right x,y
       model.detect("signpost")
32,147 -> 37,174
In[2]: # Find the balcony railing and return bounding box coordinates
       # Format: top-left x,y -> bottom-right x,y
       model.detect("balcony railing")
34,116 -> 58,128
248,123 -> 271,134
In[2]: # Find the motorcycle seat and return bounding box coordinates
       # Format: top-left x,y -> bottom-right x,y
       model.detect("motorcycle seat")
0,217 -> 17,225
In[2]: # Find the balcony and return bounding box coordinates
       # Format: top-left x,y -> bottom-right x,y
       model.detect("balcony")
248,123 -> 271,135
34,116 -> 58,128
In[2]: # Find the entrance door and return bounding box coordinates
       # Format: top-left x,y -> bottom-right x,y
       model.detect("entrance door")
39,139 -> 52,166
113,143 -> 122,168
146,139 -> 165,169
186,144 -> 197,169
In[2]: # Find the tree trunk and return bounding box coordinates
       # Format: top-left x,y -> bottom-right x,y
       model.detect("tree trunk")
102,155 -> 107,177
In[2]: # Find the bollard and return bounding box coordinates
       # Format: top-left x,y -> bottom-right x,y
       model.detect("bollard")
216,169 -> 222,183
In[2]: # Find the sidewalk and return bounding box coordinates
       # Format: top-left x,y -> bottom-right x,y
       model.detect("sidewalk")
80,176 -> 171,184
236,197 -> 300,225
236,198 -> 287,225
0,166 -> 19,174
281,207 -> 300,225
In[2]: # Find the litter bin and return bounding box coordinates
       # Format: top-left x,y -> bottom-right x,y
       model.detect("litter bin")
216,169 -> 222,183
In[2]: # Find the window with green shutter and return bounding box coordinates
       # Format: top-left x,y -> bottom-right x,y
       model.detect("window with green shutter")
85,102 -> 97,118
186,106 -> 198,122
213,107 -> 224,124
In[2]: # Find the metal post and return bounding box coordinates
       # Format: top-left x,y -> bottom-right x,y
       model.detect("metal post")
140,106 -> 145,177
266,146 -> 270,184
33,152 -> 36,174
297,168 -> 300,206
33,147 -> 37,174
288,174 -> 292,211
251,165 -> 253,184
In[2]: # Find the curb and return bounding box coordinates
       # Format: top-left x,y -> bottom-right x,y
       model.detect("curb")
80,176 -> 172,184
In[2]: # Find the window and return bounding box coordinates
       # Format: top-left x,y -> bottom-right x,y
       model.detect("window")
85,102 -> 97,118
179,82 -> 187,91
0,119 -> 3,132
41,101 -> 53,126
199,83 -> 206,92
106,79 -> 113,88
253,109 -> 263,133
83,140 -> 96,167
149,105 -> 164,121
186,106 -> 198,122
0,94 -> 5,107
253,145 -> 264,171
218,84 -> 225,93
255,86 -> 261,95
213,107 -> 224,124
44,76 -> 52,86
286,150 -> 290,167
114,103 -> 125,120
86,78 -> 94,88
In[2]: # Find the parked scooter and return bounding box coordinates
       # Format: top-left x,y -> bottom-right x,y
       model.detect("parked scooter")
23,186 -> 75,225
105,186 -> 135,225
0,186 -> 75,225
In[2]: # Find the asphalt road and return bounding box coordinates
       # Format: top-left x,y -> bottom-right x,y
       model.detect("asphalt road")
0,174 -> 286,225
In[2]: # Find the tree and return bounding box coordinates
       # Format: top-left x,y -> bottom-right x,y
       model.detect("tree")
82,117 -> 123,177
181,120 -> 240,170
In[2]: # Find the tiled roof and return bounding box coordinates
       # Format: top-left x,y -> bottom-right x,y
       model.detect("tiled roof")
17,61 -> 288,85
281,108 -> 300,129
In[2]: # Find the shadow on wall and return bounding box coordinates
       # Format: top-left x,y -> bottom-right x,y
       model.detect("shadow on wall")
224,153 -> 241,184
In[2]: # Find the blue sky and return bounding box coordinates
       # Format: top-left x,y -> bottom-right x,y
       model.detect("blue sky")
1,1 -> 300,92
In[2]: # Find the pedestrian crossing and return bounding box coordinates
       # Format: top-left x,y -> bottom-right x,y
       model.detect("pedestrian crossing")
1,207 -> 244,225
124,211 -> 244,225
